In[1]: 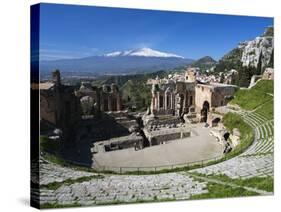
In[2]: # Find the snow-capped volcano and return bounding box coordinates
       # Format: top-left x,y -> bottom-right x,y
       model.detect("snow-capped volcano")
41,47 -> 194,75
104,47 -> 184,58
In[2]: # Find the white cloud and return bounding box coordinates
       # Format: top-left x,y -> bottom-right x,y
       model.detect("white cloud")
39,48 -> 99,61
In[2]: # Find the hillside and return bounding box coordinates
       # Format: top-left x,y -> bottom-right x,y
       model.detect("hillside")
214,27 -> 274,87
121,79 -> 151,111
189,56 -> 217,71
216,26 -> 274,73
230,80 -> 273,119
90,70 -> 169,112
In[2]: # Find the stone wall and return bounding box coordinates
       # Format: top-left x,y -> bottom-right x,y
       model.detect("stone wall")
195,84 -> 212,113
262,68 -> 274,80
40,71 -> 81,140
150,80 -> 195,116
75,82 -> 122,115
144,115 -> 181,129
93,134 -> 143,153
143,127 -> 191,145
195,83 -> 236,112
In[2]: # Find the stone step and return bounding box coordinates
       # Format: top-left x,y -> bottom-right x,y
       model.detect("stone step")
252,112 -> 268,122
244,116 -> 260,127
256,138 -> 274,153
247,113 -> 266,125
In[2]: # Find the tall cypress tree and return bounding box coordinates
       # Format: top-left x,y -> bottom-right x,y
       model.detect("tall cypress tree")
268,49 -> 274,68
257,52 -> 263,74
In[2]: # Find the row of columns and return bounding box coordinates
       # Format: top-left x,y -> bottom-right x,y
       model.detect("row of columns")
152,91 -> 194,112
100,95 -> 121,112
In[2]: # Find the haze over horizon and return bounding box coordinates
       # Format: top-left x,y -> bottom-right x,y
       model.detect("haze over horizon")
38,3 -> 273,61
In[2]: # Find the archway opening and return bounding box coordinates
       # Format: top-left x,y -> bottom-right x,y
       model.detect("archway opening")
212,117 -> 221,127
201,101 -> 210,122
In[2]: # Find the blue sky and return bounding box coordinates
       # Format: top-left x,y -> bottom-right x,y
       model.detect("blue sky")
39,3 -> 273,61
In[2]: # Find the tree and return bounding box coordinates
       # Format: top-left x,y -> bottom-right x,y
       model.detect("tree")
256,52 -> 263,74
268,49 -> 274,68
220,73 -> 225,83
238,67 -> 251,87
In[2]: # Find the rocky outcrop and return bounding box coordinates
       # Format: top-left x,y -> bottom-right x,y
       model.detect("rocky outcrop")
241,27 -> 274,70
215,26 -> 274,74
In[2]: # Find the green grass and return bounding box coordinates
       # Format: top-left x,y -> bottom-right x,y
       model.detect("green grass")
40,202 -> 82,209
40,175 -> 104,190
230,80 -> 273,110
221,175 -> 273,192
255,100 -> 274,120
40,135 -> 59,153
95,197 -> 178,205
190,182 -> 258,200
191,173 -> 274,192
40,197 -> 180,209
223,112 -> 254,156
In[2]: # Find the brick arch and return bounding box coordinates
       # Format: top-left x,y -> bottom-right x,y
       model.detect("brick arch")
201,100 -> 210,122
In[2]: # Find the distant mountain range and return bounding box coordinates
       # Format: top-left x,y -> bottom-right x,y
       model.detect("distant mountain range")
40,48 -> 194,76
104,47 -> 184,58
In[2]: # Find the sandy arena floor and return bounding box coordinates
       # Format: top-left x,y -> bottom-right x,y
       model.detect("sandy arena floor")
92,123 -> 223,170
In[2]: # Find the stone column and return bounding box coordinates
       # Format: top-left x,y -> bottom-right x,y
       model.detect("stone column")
157,92 -> 160,111
171,93 -> 173,109
163,93 -> 167,110
117,95 -> 121,111
167,93 -> 170,110
183,93 -> 187,110
108,96 -> 112,111
100,96 -> 104,111
171,93 -> 174,110
150,96 -> 155,113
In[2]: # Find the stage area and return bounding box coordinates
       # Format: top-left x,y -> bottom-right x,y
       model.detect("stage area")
92,123 -> 223,170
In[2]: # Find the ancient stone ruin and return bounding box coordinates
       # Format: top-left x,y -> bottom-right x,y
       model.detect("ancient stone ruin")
40,68 -> 239,162
146,68 -> 237,125
40,70 -> 81,142
75,82 -> 122,115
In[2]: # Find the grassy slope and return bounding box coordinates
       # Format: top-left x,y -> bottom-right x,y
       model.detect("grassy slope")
190,182 -> 258,200
222,80 -> 273,155
255,99 -> 274,120
192,173 -> 273,192
40,175 -> 104,190
223,113 -> 254,156
230,80 -> 273,110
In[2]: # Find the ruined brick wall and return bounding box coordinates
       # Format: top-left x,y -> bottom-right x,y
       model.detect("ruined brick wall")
40,71 -> 82,142
195,84 -> 212,113
195,84 -> 236,112
76,83 -> 122,113
40,86 -> 81,129
40,91 -> 57,125
151,81 -> 195,116
211,86 -> 236,107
